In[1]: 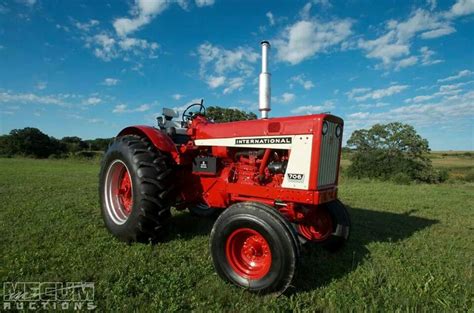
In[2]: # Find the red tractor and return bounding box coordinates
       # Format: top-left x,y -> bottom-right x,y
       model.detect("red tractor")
99,41 -> 350,294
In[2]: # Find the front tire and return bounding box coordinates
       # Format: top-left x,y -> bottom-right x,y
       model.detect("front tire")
210,202 -> 300,295
99,135 -> 174,243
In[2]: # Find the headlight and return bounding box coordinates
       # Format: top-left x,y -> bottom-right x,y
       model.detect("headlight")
335,125 -> 342,137
322,121 -> 328,135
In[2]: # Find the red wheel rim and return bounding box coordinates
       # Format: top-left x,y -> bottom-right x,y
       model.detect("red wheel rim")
298,207 -> 333,242
117,168 -> 132,215
104,160 -> 133,225
225,228 -> 272,280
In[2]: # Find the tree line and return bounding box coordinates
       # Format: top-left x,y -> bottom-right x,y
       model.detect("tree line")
0,127 -> 112,159
0,106 -> 447,183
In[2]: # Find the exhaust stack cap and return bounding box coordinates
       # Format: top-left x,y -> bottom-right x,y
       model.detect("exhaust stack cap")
259,40 -> 271,119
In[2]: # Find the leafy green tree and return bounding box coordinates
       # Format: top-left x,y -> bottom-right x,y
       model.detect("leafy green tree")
206,106 -> 257,123
2,127 -> 66,158
84,138 -> 113,151
347,122 -> 445,183
61,136 -> 88,153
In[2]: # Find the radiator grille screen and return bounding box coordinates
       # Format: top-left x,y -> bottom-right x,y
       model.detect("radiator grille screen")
317,121 -> 342,188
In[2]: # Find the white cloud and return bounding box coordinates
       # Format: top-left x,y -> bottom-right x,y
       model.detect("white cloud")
113,103 -> 150,113
395,56 -> 418,70
346,87 -> 372,99
207,76 -> 226,89
171,94 -> 185,100
344,91 -> 474,143
223,77 -> 245,94
83,97 -> 102,105
113,104 -> 127,113
0,91 -> 68,106
349,112 -> 370,119
113,0 -> 214,37
136,104 -> 150,112
84,32 -> 159,62
299,3 -> 313,19
447,0 -> 474,18
290,74 -> 314,90
197,42 -> 258,93
74,20 -> 99,32
195,0 -> 215,7
420,25 -> 456,38
113,1 -> 170,37
291,101 -> 335,114
358,2 -> 474,70
274,18 -> 353,64
405,95 -> 437,103
282,92 -> 295,103
437,69 -> 473,83
348,85 -> 409,102
198,43 -> 258,75
56,24 -> 70,32
273,92 -> 296,104
314,0 -> 332,7
266,12 -> 275,26
427,0 -> 437,10
419,46 -> 443,65
404,80 -> 473,103
18,0 -> 36,7
357,102 -> 390,109
358,9 -> 456,68
102,78 -> 119,86
346,89 -> 474,134
35,81 -> 47,90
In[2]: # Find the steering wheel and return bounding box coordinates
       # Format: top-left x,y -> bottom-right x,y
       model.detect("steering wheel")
182,99 -> 206,123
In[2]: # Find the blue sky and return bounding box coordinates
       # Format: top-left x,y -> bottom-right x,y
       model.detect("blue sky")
0,0 -> 473,150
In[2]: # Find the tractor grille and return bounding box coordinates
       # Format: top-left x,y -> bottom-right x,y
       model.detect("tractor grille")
317,121 -> 342,188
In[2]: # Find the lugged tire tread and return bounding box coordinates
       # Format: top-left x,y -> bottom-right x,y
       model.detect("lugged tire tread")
99,134 -> 175,242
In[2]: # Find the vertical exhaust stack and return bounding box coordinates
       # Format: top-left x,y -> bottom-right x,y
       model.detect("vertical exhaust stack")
259,41 -> 271,119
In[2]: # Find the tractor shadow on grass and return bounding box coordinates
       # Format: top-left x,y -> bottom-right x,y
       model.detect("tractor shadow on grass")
289,206 -> 438,294
166,210 -> 218,241
165,206 -> 438,294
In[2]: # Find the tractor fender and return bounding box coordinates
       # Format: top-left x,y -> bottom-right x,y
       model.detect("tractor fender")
117,125 -> 179,163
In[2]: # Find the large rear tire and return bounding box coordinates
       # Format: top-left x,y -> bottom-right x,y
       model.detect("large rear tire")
99,135 -> 175,243
210,202 -> 300,295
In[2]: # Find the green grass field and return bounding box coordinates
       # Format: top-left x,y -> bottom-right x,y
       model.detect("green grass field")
1,157 -> 473,311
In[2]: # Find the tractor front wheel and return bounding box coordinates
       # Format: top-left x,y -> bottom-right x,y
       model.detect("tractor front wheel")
210,202 -> 300,295
99,135 -> 174,243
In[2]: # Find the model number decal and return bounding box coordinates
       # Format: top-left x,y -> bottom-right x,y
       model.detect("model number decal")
287,173 -> 304,182
235,137 -> 292,145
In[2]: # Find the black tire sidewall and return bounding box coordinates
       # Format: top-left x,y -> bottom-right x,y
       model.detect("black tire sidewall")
211,205 -> 297,293
99,140 -> 142,240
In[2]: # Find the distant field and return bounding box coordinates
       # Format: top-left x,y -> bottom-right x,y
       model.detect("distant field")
341,151 -> 474,181
1,158 -> 473,311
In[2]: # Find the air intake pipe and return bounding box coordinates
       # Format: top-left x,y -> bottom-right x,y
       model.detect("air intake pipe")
259,41 -> 271,119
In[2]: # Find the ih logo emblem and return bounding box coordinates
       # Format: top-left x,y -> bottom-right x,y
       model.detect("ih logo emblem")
287,173 -> 304,182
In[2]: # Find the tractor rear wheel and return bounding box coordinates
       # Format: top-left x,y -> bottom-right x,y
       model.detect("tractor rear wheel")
99,135 -> 174,243
210,202 -> 300,295
297,200 -> 351,252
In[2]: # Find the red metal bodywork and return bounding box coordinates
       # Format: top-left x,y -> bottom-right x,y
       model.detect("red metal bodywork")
117,113 -> 343,232
118,126 -> 180,162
